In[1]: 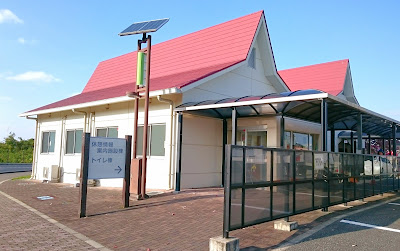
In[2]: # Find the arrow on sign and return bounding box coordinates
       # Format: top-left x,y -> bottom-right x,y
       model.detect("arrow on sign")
115,166 -> 122,174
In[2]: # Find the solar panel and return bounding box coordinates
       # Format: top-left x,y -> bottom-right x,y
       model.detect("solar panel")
119,18 -> 169,36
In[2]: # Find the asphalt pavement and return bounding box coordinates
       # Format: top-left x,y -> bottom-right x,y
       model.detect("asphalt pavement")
0,172 -> 31,182
282,199 -> 400,251
0,164 -> 31,174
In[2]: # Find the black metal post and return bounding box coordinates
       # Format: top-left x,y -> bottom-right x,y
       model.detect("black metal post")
321,100 -> 328,151
368,134 -> 371,154
79,133 -> 90,218
175,112 -> 183,191
280,116 -> 285,148
357,113 -> 363,154
392,123 -> 397,156
331,128 -> 335,152
222,119 -> 227,186
350,132 -> 354,153
223,145 -> 232,238
123,135 -> 132,208
232,108 -> 237,145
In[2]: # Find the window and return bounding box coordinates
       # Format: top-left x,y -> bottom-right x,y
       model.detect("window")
96,127 -> 118,138
284,131 -> 292,149
137,124 -> 166,157
41,131 -> 56,153
293,132 -> 309,150
66,129 -> 83,154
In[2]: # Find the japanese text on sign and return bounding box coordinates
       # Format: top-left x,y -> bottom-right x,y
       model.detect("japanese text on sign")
88,137 -> 126,179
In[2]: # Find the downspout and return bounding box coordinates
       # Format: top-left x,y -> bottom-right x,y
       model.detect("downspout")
157,95 -> 174,189
58,116 -> 67,181
25,116 -> 38,179
72,109 -> 87,133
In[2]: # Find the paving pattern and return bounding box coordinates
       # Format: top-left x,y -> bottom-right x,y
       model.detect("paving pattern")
0,178 -> 398,251
0,189 -> 97,251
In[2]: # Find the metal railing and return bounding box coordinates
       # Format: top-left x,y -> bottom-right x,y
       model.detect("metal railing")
223,145 -> 400,237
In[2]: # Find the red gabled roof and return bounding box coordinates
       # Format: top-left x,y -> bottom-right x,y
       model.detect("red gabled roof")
278,59 -> 349,96
27,11 -> 263,113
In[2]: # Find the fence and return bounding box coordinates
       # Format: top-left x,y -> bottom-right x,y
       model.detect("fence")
223,145 -> 400,237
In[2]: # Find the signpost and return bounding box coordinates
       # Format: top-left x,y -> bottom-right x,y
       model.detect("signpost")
79,133 -> 132,218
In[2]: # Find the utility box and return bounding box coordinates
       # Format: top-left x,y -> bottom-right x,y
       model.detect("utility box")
130,158 -> 142,197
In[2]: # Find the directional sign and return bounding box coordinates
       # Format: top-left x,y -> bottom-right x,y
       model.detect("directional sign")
88,137 -> 126,179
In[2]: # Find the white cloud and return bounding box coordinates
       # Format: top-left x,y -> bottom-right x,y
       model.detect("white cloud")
17,37 -> 26,44
6,71 -> 61,83
0,9 -> 23,24
17,37 -> 38,45
0,96 -> 12,102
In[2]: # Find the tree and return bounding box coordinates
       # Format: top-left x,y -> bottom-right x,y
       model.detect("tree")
0,132 -> 34,163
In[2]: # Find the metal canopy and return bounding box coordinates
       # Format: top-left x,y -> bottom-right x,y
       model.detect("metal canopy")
175,89 -> 400,137
119,18 -> 169,36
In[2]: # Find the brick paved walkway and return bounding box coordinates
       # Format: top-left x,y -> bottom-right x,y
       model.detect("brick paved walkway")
0,179 -> 398,251
0,189 -> 97,251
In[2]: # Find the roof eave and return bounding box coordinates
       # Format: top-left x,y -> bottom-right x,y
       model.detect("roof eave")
20,87 -> 181,117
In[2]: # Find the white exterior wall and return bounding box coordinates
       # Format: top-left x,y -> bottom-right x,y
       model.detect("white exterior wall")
182,41 -> 279,103
180,114 -> 223,188
34,95 -> 181,190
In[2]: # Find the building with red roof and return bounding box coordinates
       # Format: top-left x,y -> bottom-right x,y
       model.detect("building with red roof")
22,11 -> 371,190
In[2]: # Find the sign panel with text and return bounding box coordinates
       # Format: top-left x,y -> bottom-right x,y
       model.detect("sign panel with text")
88,137 -> 126,179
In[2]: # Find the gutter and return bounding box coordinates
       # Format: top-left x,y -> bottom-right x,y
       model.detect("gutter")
25,116 -> 38,179
157,95 -> 175,190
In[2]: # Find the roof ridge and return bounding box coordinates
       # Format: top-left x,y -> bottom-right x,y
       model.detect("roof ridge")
278,59 -> 349,72
97,10 -> 264,64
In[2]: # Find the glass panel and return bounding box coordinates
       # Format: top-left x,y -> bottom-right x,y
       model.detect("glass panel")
293,132 -> 308,150
284,131 -> 291,149
49,131 -> 55,153
246,131 -> 267,147
66,131 -> 74,154
295,183 -> 313,212
329,179 -> 343,204
273,150 -> 293,182
364,175 -> 374,197
364,155 -> 373,176
150,124 -> 166,156
230,188 -> 242,229
231,147 -> 243,185
244,187 -> 270,225
329,153 -> 342,178
295,151 -> 313,180
41,132 -> 49,153
311,134 -> 319,151
74,130 -> 83,153
344,179 -> 355,201
343,154 -> 354,177
314,153 -> 328,179
309,135 -> 313,151
272,184 -> 292,218
97,128 -> 107,137
356,177 -> 364,199
354,155 -> 364,176
314,181 -> 328,208
245,148 -> 269,184
108,127 -> 118,138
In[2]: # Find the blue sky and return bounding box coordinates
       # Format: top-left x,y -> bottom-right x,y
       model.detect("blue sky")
1,0 -> 399,140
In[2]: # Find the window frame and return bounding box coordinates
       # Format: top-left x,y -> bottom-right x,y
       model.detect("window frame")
65,129 -> 83,155
96,127 -> 118,138
41,130 -> 56,154
136,123 -> 166,158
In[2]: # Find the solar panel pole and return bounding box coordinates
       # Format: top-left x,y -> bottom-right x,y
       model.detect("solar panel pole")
140,34 -> 151,200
